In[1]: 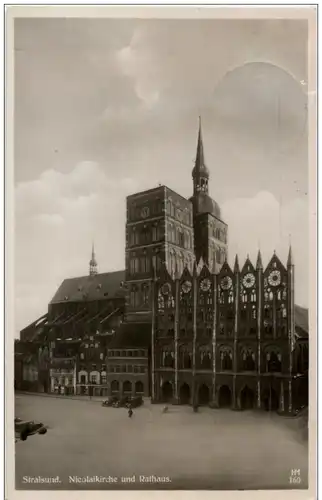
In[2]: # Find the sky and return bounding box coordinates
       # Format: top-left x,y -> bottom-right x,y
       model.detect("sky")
14,17 -> 309,336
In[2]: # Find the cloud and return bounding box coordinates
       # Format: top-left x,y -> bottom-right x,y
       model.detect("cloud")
115,27 -> 161,108
14,162 -> 141,336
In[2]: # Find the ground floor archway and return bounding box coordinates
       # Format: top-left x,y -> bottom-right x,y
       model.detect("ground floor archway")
161,381 -> 173,402
240,386 -> 255,410
123,380 -> 132,395
111,380 -> 120,395
218,385 -> 232,408
135,380 -> 144,395
179,383 -> 190,404
198,384 -> 210,405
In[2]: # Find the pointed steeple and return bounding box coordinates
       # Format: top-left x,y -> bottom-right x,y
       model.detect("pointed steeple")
234,254 -> 240,273
192,116 -> 209,195
195,116 -> 205,170
256,250 -> 263,270
287,245 -> 293,267
89,242 -> 98,276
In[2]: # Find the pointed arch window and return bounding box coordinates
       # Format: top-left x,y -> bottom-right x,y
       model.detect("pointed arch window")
180,348 -> 192,369
228,291 -> 234,304
265,350 -> 282,372
200,349 -> 212,369
163,350 -> 175,368
220,348 -> 233,370
250,290 -> 256,302
241,348 -> 256,371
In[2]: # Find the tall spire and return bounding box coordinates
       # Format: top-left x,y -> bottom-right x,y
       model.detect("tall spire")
196,116 -> 205,170
192,116 -> 209,195
287,245 -> 293,267
256,250 -> 263,270
89,242 -> 98,276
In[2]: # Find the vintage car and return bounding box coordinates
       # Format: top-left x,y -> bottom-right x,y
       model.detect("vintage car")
115,396 -> 130,408
101,397 -> 118,407
126,396 -> 143,409
15,417 -> 48,441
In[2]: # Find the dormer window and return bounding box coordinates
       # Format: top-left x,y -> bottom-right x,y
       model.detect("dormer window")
64,296 -> 68,300
97,284 -> 102,290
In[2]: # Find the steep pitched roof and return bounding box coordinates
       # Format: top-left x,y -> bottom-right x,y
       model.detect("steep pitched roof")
295,304 -> 309,338
50,270 -> 126,304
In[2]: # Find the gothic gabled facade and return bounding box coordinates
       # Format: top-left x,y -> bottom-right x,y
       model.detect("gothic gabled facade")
151,247 -> 307,413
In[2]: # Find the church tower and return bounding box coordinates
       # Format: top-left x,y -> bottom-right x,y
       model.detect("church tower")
89,242 -> 98,276
190,117 -> 228,271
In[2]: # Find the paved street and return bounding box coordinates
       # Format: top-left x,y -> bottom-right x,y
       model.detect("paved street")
15,394 -> 308,490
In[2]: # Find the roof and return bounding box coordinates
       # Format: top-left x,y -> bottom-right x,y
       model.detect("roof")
295,304 -> 309,338
50,270 -> 126,304
190,192 -> 221,219
108,322 -> 151,349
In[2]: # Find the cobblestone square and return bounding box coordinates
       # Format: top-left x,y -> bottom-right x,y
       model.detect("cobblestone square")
15,394 -> 308,490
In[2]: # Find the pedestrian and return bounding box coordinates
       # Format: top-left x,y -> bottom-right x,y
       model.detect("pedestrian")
128,408 -> 133,418
162,405 -> 168,414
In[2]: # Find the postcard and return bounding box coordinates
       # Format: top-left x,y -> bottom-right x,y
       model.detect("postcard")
5,5 -> 317,500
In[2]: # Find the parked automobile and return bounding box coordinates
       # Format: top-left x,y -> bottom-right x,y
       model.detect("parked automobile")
115,396 -> 130,408
15,417 -> 48,441
126,396 -> 143,408
102,397 -> 118,407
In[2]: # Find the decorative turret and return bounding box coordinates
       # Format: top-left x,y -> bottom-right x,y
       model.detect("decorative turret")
287,245 -> 294,268
256,250 -> 263,270
234,254 -> 240,273
89,242 -> 98,276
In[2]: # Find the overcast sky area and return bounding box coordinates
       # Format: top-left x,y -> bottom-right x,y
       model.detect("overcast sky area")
14,17 -> 308,335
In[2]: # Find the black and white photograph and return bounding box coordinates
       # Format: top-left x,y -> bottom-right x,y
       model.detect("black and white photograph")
6,5 -> 316,498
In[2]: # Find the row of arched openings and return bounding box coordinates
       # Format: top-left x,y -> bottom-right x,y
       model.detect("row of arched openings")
160,348 -> 282,372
